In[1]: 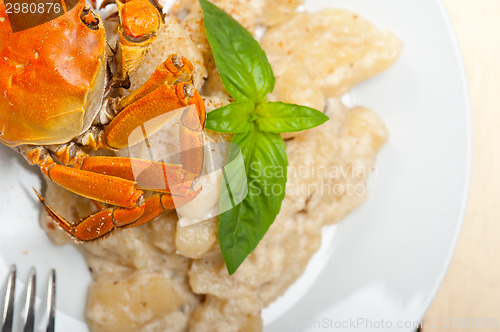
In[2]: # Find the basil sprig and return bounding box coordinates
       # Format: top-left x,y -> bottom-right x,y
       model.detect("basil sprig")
200,0 -> 329,274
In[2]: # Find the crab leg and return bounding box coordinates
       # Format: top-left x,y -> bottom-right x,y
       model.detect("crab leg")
37,156 -> 144,208
42,140 -> 201,198
36,188 -> 146,240
35,184 -> 200,241
118,55 -> 194,110
104,82 -> 205,150
80,156 -> 197,195
179,103 -> 204,174
20,146 -> 145,209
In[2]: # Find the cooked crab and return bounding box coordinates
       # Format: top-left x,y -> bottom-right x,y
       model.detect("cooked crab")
0,0 -> 206,241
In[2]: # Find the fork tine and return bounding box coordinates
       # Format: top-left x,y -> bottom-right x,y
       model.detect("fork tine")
23,268 -> 36,332
45,269 -> 56,332
1,265 -> 16,332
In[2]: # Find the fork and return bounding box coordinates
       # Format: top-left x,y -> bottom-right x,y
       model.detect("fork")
1,266 -> 56,332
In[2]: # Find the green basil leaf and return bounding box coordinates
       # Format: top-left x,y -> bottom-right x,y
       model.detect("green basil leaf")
199,0 -> 275,103
206,101 -> 255,133
220,143 -> 248,213
199,0 -> 330,275
218,129 -> 288,274
256,102 -> 330,133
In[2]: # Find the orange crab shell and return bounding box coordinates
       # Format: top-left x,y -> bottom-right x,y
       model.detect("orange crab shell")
0,0 -> 107,147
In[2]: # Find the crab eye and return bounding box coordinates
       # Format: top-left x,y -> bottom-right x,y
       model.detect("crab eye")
80,7 -> 100,30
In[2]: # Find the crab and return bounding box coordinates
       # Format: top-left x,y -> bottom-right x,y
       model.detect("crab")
0,0 -> 206,241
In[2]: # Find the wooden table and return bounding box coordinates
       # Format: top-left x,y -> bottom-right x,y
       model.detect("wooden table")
423,1 -> 500,331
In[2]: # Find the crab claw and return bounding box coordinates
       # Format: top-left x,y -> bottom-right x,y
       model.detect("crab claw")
115,0 -> 164,79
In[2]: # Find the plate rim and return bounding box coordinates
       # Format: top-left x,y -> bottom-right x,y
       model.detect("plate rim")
415,0 -> 473,320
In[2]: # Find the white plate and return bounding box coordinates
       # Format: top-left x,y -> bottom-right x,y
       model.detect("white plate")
0,0 -> 471,331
